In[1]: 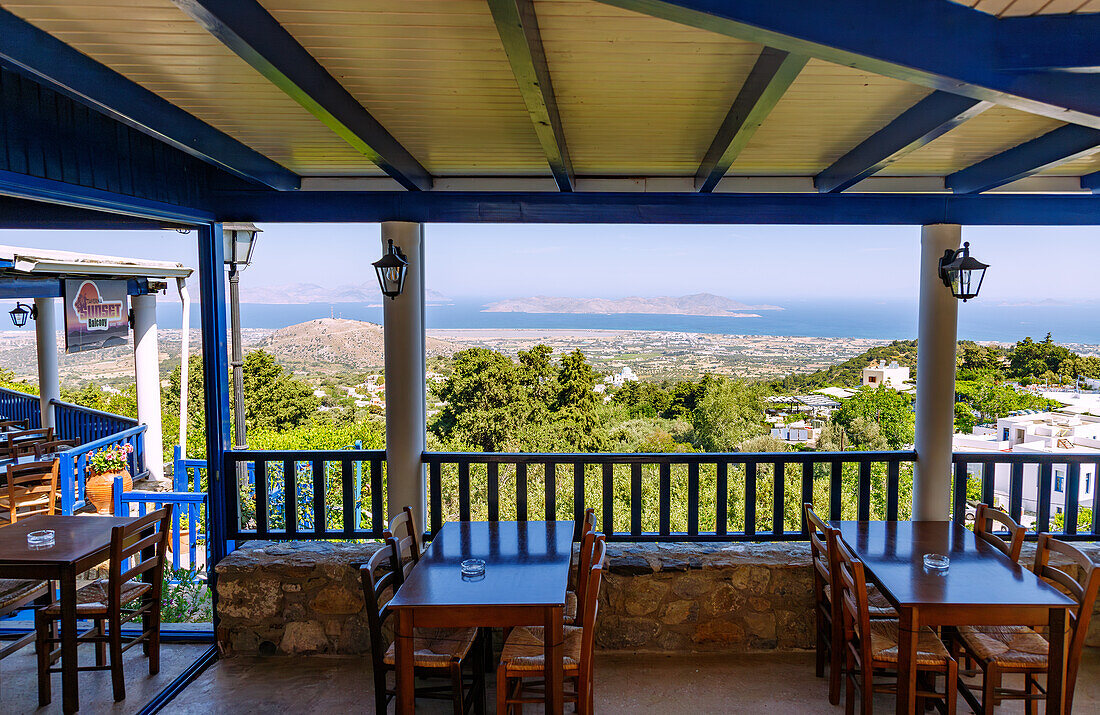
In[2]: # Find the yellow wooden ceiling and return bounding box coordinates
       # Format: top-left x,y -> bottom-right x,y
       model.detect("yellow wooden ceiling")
951,0 -> 1100,16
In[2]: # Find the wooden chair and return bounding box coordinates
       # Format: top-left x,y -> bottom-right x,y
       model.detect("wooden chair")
564,507 -> 597,625
950,534 -> 1100,714
972,502 -> 1026,562
497,534 -> 606,715
359,540 -> 484,714
34,506 -> 173,704
32,439 -> 80,459
0,419 -> 29,432
0,578 -> 51,676
384,505 -> 423,566
1,459 -> 59,525
3,428 -> 53,459
835,536 -> 958,715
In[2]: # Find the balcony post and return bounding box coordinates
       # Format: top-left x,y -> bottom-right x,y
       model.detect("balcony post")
33,297 -> 59,431
913,223 -> 961,521
132,293 -> 165,482
381,221 -> 427,528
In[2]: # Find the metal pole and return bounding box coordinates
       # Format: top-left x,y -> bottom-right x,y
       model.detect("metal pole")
33,297 -> 59,431
228,264 -> 246,452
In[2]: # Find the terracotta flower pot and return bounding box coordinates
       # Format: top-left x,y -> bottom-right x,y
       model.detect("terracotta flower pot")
86,469 -> 132,516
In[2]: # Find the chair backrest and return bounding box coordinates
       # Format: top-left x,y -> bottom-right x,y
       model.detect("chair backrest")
0,419 -> 28,432
359,541 -> 400,675
574,530 -> 598,622
33,439 -> 79,459
578,535 -> 606,685
108,505 -> 172,611
3,459 -> 59,524
804,503 -> 834,588
1033,534 -> 1100,711
973,503 -> 1025,562
4,428 -> 53,458
384,506 -> 422,567
834,536 -> 872,677
579,507 -> 596,538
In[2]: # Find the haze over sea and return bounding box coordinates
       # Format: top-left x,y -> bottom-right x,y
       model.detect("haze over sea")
149,297 -> 1100,345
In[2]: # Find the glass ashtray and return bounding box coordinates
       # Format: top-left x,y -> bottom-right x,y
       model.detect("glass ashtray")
27,530 -> 55,549
460,559 -> 486,578
923,553 -> 950,571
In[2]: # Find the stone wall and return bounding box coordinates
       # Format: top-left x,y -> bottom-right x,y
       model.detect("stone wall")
214,539 -> 1100,657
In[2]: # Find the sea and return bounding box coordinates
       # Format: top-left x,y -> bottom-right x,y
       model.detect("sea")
150,298 -> 1100,346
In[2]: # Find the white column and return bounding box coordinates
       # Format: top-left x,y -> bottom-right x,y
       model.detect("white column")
132,293 -> 165,483
913,224 -> 961,521
381,221 -> 427,527
33,297 -> 59,430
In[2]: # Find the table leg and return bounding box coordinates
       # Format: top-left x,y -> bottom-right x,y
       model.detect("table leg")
60,567 -> 79,714
544,605 -> 564,714
395,610 -> 415,715
1047,607 -> 1069,715
896,607 -> 918,715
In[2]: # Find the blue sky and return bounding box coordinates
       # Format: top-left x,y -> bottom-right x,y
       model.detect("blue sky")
0,223 -> 1096,303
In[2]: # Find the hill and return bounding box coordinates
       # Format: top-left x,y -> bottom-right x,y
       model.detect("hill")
483,293 -> 782,316
768,340 -> 920,392
255,318 -> 464,373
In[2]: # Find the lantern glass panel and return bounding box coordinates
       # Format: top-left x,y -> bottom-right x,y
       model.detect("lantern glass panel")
9,305 -> 28,327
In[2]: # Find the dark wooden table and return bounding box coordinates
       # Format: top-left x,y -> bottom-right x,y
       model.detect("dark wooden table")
388,520 -> 574,715
833,520 -> 1076,715
0,514 -> 137,713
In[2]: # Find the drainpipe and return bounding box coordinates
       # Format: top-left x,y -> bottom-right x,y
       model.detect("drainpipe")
176,277 -> 191,461
33,297 -> 59,430
381,221 -> 427,528
132,293 -> 165,483
913,224 -> 961,521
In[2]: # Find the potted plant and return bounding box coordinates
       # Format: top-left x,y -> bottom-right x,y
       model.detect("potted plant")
85,443 -> 134,515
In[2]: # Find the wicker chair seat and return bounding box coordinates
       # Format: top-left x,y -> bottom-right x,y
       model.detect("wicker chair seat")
825,582 -> 897,617
0,578 -> 46,611
563,590 -> 578,624
500,625 -> 583,673
382,627 -> 477,667
42,579 -> 150,616
868,621 -> 952,666
957,625 -> 1049,667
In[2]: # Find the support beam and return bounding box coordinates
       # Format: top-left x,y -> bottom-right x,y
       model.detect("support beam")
815,92 -> 990,193
593,0 -> 1100,129
488,0 -> 574,192
997,14 -> 1100,71
947,125 -> 1100,195
696,48 -> 807,192
381,222 -> 427,528
33,297 -> 58,431
1083,171 -> 1100,193
0,8 -> 298,191
913,224 -> 960,522
132,294 -> 165,483
172,0 -> 431,192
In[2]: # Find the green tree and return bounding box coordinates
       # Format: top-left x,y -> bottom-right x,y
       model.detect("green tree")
831,387 -> 914,450
691,378 -> 767,451
553,350 -> 605,451
241,350 -> 318,432
1007,334 -> 1074,380
431,348 -> 529,452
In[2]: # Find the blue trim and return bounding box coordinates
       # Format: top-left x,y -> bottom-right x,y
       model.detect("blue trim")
172,0 -> 430,192
594,0 -> 1100,129
696,48 -> 807,192
947,125 -> 1100,194
0,9 -> 298,191
1083,171 -> 1100,193
0,169 -> 213,224
815,92 -> 990,193
0,196 -> 175,230
0,277 -> 165,300
487,0 -> 574,191
997,14 -> 1100,71
212,190 -> 1100,225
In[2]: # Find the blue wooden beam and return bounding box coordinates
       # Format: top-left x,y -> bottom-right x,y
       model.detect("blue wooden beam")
696,48 -> 807,193
0,8 -> 298,191
488,0 -> 574,192
210,189 -> 1100,225
593,0 -> 1100,129
947,125 -> 1100,195
172,0 -> 431,192
0,196 -> 182,230
816,92 -> 990,193
1084,171 -> 1100,193
997,14 -> 1100,71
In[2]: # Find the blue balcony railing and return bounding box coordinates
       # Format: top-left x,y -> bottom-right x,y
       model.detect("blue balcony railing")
51,398 -> 138,444
56,425 -> 147,513
0,386 -> 40,428
114,476 -> 207,573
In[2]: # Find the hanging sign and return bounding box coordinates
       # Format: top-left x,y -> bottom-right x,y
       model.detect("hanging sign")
64,279 -> 129,353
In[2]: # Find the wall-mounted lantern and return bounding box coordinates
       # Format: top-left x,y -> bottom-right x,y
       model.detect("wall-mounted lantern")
939,242 -> 988,302
222,222 -> 261,268
8,302 -> 36,328
373,239 -> 408,299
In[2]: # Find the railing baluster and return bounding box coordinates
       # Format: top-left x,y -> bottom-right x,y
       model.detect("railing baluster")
1064,461 -> 1080,535
572,461 -> 584,536
658,462 -> 671,537
341,459 -> 355,535
829,459 -> 842,521
255,460 -> 268,536
487,462 -> 500,522
773,462 -> 785,537
545,461 -> 557,522
717,461 -> 729,537
630,463 -> 642,537
312,459 -> 326,534
886,460 -> 899,522
371,456 -> 385,536
800,461 -> 813,534
688,462 -> 699,537
1037,461 -> 1053,533
857,460 -> 871,522
516,462 -> 528,521
1009,461 -> 1024,524
745,460 -> 757,538
284,459 -> 297,535
428,460 -> 442,535
601,463 -> 613,537
458,460 -> 470,521
980,460 -> 994,507
951,459 -> 967,524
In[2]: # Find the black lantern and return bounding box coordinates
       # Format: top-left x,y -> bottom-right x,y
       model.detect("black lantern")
222,222 -> 261,267
939,242 -> 988,302
373,239 -> 408,299
8,302 -> 35,328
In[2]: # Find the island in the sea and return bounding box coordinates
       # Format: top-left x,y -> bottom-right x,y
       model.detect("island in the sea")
482,293 -> 783,317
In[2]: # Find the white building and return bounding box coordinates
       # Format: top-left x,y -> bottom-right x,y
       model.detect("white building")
953,410 -> 1099,522
770,420 -> 819,444
604,366 -> 639,388
861,360 -> 910,389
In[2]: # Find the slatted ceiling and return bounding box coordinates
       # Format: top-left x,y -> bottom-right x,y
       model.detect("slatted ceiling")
534,0 -> 764,175
259,0 -> 548,176
951,0 -> 1100,14
877,106 -> 1064,176
726,61 -> 932,176
1038,153 -> 1100,175
1,0 -> 384,176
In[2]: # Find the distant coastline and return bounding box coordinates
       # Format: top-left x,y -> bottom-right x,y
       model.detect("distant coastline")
483,293 -> 783,317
